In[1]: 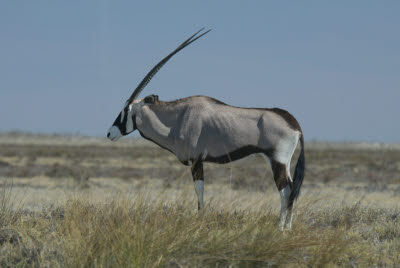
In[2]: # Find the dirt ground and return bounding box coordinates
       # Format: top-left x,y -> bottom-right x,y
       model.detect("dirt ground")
1,132 -> 399,210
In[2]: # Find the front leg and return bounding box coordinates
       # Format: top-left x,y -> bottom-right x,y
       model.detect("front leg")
191,160 -> 204,210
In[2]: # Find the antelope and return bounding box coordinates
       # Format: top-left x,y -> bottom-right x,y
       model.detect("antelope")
107,29 -> 305,230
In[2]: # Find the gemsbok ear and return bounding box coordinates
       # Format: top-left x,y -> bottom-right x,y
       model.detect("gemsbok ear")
144,95 -> 157,104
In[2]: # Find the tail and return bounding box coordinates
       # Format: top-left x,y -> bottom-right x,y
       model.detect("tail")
288,133 -> 305,209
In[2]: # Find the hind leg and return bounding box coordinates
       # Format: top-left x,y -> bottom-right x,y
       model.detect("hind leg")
274,134 -> 300,230
283,162 -> 294,229
283,137 -> 299,229
270,160 -> 291,230
285,206 -> 293,229
284,159 -> 295,229
260,154 -> 291,230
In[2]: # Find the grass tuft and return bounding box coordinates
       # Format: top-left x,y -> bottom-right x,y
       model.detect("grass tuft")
1,186 -> 398,267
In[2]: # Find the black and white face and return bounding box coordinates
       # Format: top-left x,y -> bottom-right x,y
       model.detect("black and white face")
107,100 -> 137,141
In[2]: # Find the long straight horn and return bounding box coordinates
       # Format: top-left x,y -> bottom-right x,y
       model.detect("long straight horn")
127,28 -> 211,102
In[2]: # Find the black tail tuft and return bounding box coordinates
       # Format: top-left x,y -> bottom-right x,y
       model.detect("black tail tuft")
288,135 -> 305,209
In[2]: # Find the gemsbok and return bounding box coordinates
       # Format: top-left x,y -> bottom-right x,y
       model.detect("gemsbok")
107,29 -> 305,230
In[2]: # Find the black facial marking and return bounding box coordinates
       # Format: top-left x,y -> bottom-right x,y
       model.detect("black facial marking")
121,111 -> 128,133
111,107 -> 129,134
111,113 -> 122,129
111,105 -> 138,136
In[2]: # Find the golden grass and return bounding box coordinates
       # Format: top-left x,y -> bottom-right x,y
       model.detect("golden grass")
0,182 -> 399,267
1,134 -> 400,266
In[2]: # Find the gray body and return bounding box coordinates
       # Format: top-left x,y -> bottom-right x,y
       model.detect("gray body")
123,95 -> 306,230
136,96 -> 300,166
106,29 -> 305,230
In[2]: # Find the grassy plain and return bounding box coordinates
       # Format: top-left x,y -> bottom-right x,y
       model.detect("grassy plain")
0,132 -> 399,267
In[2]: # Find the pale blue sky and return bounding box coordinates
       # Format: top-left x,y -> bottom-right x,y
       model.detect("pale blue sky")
1,1 -> 399,142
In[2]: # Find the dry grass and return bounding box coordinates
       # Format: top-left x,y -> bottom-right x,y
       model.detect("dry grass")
2,184 -> 399,267
0,133 -> 399,267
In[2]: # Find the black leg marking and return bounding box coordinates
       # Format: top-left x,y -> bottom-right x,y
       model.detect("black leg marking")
191,160 -> 204,210
271,160 -> 290,191
191,160 -> 204,181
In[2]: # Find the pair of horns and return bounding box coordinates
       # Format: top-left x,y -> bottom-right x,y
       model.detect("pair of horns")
127,28 -> 212,103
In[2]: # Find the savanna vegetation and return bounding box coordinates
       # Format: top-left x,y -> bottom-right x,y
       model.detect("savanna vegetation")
0,132 -> 399,267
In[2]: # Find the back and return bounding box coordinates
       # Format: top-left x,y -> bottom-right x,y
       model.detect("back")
163,96 -> 299,160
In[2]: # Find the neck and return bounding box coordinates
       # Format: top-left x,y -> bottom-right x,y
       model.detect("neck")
150,101 -> 183,127
136,102 -> 185,152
